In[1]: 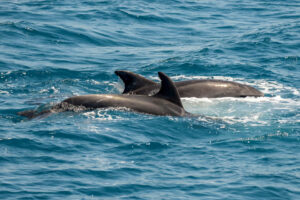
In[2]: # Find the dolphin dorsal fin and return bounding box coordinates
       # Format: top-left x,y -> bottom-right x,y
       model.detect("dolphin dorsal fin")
154,72 -> 183,108
115,70 -> 156,94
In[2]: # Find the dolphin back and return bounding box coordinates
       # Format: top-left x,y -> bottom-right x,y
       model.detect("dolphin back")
115,70 -> 264,98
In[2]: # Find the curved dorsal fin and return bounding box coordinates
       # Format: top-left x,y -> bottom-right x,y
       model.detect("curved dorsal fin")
154,72 -> 183,108
115,70 -> 156,94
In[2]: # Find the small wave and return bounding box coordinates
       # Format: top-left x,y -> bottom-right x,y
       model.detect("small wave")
117,8 -> 185,24
113,141 -> 170,152
0,90 -> 9,95
0,137 -> 70,153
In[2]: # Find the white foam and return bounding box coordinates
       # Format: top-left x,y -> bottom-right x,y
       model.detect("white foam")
110,81 -> 124,93
87,112 -> 114,121
39,86 -> 59,94
82,108 -> 131,121
212,115 -> 268,126
182,95 -> 299,126
182,95 -> 300,106
89,79 -> 101,85
51,86 -> 59,94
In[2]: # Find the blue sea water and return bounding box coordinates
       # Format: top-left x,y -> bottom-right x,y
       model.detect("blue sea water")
0,0 -> 300,199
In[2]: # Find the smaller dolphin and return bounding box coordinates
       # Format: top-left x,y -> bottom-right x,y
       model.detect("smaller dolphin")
18,72 -> 190,119
115,70 -> 264,98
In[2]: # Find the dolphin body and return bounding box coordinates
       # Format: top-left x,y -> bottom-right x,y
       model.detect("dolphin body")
18,72 -> 190,119
115,70 -> 264,98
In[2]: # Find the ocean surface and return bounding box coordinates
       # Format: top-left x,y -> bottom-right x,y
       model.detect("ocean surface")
0,0 -> 299,199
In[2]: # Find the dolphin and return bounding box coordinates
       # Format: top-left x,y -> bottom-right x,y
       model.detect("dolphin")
18,72 -> 191,119
115,70 -> 264,98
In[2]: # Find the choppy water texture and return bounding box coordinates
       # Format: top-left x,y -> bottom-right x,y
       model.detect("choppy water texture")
1,0 -> 300,199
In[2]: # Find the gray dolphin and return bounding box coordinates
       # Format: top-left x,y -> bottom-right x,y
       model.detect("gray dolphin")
18,72 -> 190,119
115,70 -> 264,98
